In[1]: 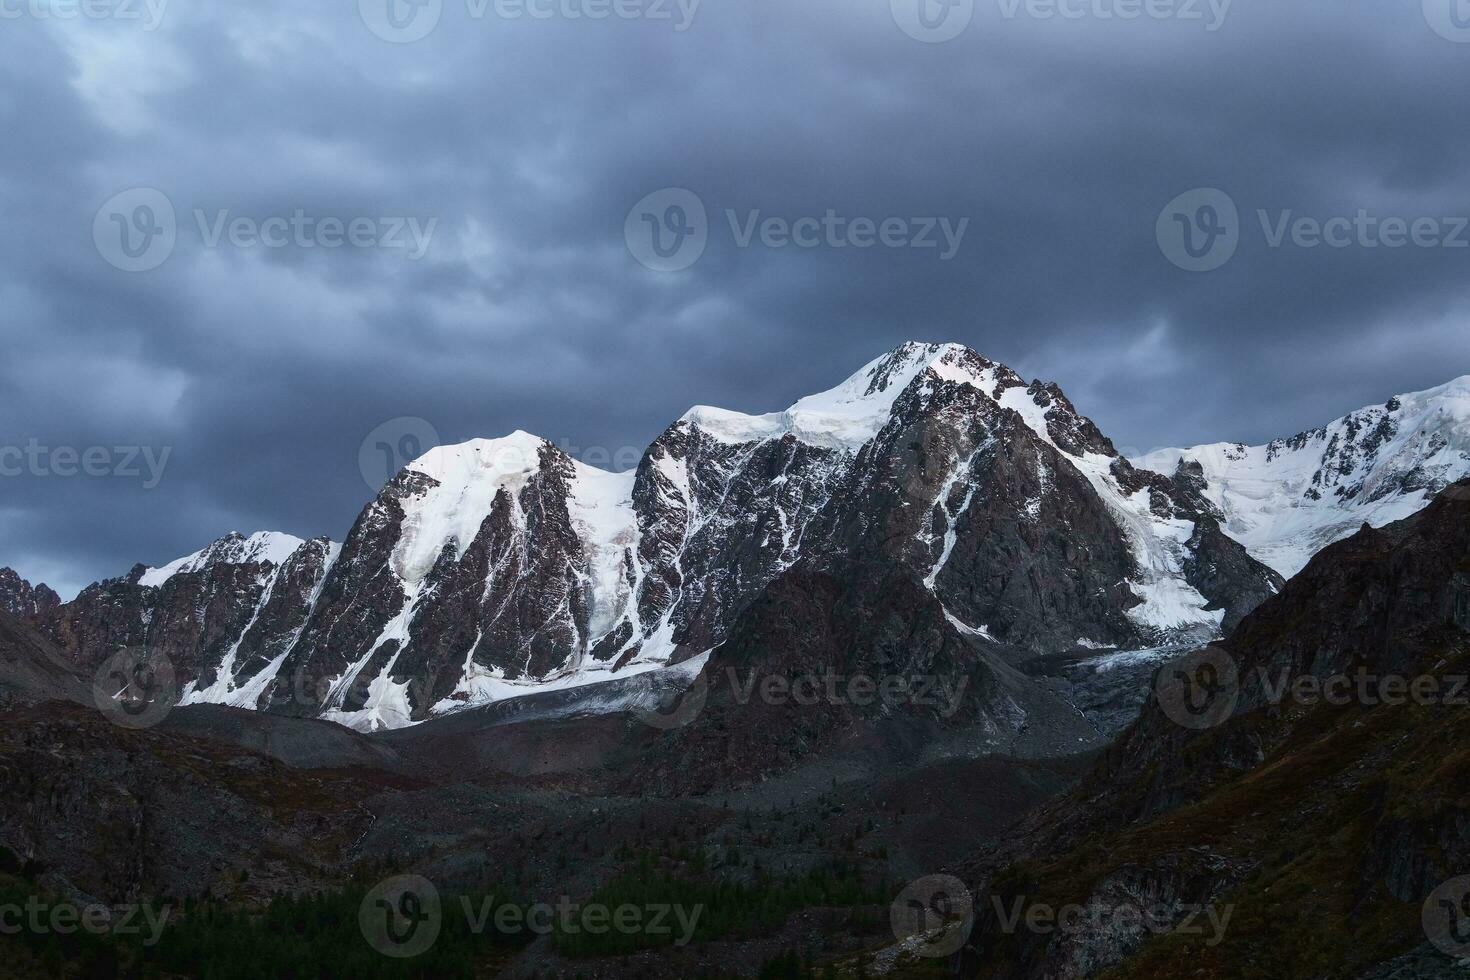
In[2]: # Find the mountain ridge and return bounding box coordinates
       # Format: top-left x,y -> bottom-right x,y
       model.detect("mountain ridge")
1137,373 -> 1470,577
27,342 -> 1286,730
0,568 -> 60,621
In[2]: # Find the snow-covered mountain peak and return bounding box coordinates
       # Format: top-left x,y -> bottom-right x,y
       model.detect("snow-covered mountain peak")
407,431 -> 554,484
393,433 -> 559,584
138,531 -> 310,588
682,341 -> 1025,452
1135,374 -> 1470,577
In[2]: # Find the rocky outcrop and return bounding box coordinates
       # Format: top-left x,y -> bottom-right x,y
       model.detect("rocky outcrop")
0,568 -> 60,621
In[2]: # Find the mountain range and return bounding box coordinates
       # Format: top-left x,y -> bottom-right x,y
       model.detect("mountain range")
7,342 -> 1469,735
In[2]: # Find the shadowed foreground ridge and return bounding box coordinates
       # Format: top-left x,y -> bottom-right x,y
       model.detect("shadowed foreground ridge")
953,480 -> 1470,980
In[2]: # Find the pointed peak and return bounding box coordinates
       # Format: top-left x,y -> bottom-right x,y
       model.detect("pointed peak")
681,341 -> 1032,452
859,341 -> 1026,395
869,340 -> 976,378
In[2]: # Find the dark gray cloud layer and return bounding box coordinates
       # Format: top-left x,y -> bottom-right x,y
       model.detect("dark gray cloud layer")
2,0 -> 1467,597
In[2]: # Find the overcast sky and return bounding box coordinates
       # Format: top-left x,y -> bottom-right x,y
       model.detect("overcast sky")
2,0 -> 1468,598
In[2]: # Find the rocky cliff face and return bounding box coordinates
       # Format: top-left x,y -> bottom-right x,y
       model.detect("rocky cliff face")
37,342 -> 1285,730
39,532 -> 339,711
0,568 -> 60,621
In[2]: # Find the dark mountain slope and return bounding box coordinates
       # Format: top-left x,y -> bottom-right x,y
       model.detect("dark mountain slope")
949,482 -> 1470,979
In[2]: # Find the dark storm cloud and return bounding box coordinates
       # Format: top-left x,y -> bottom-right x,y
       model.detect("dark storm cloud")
1,0 -> 1467,597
